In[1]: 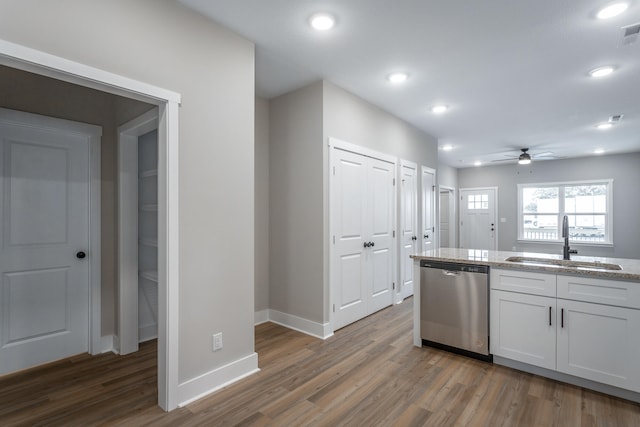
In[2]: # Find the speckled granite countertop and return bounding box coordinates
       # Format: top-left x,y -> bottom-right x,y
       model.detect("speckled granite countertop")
411,248 -> 640,282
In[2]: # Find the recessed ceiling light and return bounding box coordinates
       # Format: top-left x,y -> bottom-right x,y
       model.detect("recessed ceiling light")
441,145 -> 454,151
596,123 -> 613,130
309,13 -> 335,31
594,148 -> 605,154
474,161 -> 482,167
387,72 -> 408,83
432,105 -> 448,114
596,2 -> 629,19
589,66 -> 615,78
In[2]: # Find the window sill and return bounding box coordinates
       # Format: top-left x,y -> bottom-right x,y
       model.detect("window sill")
516,239 -> 614,248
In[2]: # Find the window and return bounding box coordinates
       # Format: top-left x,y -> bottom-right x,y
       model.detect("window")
518,180 -> 613,244
468,194 -> 489,210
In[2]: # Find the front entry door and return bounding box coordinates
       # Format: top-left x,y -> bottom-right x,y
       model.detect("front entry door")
0,109 -> 92,375
460,188 -> 497,250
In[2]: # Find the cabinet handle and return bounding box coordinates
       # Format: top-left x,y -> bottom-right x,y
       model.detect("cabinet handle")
549,306 -> 552,326
561,308 -> 564,328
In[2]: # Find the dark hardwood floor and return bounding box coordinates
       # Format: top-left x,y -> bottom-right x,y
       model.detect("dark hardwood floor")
1,298 -> 639,426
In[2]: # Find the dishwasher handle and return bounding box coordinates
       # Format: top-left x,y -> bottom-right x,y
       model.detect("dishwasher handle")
442,270 -> 461,277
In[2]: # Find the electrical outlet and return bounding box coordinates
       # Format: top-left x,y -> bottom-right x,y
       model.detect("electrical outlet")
212,333 -> 223,352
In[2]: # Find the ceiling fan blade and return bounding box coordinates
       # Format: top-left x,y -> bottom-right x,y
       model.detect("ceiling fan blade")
490,157 -> 517,162
532,151 -> 554,158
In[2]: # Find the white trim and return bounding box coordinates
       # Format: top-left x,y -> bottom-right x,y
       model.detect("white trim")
268,309 -> 334,340
0,38 -> 181,411
0,107 -> 102,357
0,39 -> 180,104
516,180 -> 613,245
328,137 -> 396,164
177,353 -> 259,407
438,185 -> 456,248
254,309 -> 269,325
117,109 -> 159,355
101,335 -> 115,354
139,324 -> 159,343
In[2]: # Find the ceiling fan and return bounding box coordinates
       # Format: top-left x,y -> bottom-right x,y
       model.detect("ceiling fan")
491,148 -> 561,164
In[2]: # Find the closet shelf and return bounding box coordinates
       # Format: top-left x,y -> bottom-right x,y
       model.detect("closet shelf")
140,204 -> 158,212
139,169 -> 158,178
139,237 -> 158,247
139,270 -> 158,283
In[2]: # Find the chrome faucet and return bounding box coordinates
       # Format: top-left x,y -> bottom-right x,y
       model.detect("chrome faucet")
562,215 -> 577,260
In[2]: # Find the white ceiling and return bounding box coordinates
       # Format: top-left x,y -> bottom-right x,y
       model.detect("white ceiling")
179,0 -> 640,168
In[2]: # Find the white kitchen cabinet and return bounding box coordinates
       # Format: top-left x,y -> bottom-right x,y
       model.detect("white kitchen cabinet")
491,290 -> 556,370
557,299 -> 640,392
491,268 -> 640,394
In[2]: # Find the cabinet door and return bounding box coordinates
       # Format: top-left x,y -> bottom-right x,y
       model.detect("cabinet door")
491,290 -> 556,370
557,300 -> 640,392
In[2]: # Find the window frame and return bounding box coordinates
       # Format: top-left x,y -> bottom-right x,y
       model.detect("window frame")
517,179 -> 614,246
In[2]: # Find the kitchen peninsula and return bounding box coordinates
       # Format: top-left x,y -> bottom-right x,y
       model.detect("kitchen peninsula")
411,248 -> 640,402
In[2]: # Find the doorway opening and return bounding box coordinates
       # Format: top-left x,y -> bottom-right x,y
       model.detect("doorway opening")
0,39 -> 181,410
439,186 -> 456,248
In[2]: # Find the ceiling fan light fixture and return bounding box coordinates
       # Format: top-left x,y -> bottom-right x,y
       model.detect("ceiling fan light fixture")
596,2 -> 629,19
589,66 -> 615,78
518,148 -> 532,165
309,13 -> 336,31
597,123 -> 613,130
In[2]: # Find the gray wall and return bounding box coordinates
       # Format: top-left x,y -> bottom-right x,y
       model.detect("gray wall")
269,82 -> 324,322
268,80 -> 438,326
437,163 -> 458,189
255,97 -> 269,313
458,153 -> 640,259
0,0 -> 256,385
322,81 -> 439,321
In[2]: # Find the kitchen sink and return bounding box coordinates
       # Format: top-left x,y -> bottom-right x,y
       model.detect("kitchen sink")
505,256 -> 622,271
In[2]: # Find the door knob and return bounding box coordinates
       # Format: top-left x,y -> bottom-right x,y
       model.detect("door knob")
411,236 -> 417,241
76,251 -> 87,259
370,242 -> 375,247
363,242 -> 369,248
424,234 -> 429,239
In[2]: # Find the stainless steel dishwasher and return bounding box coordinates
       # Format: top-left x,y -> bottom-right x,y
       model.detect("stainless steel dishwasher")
420,259 -> 491,362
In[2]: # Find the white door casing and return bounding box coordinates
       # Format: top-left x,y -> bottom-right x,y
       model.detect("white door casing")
460,187 -> 497,250
330,138 -> 396,331
118,109 -> 158,355
400,160 -> 418,299
439,186 -> 455,248
421,167 -> 436,252
0,39 -> 181,411
0,108 -> 101,376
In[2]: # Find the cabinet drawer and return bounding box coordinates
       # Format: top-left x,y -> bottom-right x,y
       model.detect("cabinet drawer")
491,269 -> 556,297
557,275 -> 640,309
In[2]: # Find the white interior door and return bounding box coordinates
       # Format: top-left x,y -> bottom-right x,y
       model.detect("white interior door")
331,148 -> 369,330
0,110 -> 93,375
460,188 -> 497,250
367,157 -> 395,312
400,161 -> 417,299
330,141 -> 396,330
421,167 -> 436,252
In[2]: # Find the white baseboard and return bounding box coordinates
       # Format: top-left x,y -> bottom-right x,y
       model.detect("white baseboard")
267,309 -> 333,340
139,324 -> 158,343
100,335 -> 115,354
254,309 -> 269,325
178,352 -> 259,407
